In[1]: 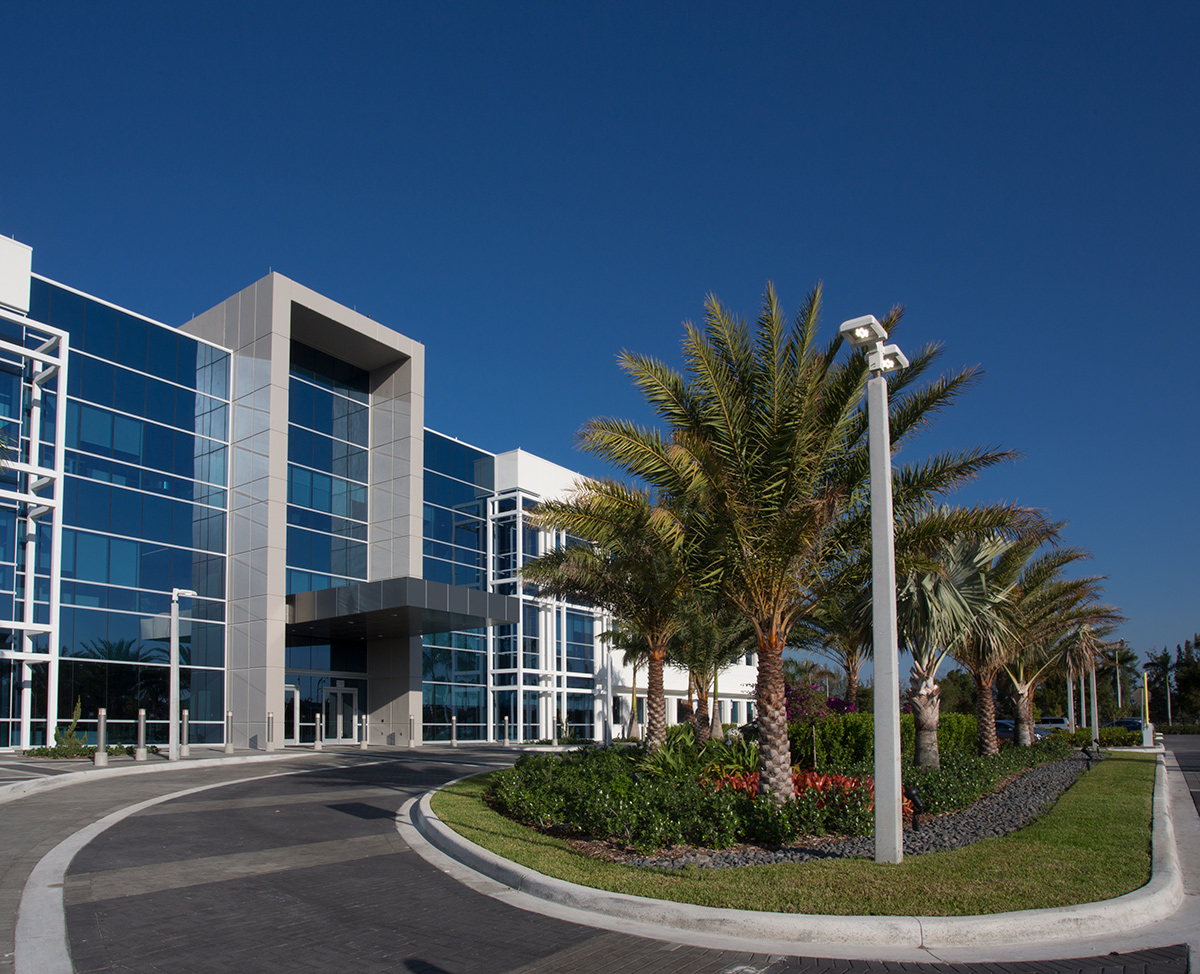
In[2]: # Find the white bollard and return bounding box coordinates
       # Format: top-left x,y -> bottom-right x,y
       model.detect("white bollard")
503,715 -> 509,745
224,711 -> 234,754
359,714 -> 368,750
451,715 -> 457,747
266,712 -> 275,752
181,708 -> 190,758
314,714 -> 323,751
408,714 -> 416,748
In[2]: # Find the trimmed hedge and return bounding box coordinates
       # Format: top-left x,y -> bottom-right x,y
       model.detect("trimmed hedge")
1060,727 -> 1141,747
789,712 -> 978,770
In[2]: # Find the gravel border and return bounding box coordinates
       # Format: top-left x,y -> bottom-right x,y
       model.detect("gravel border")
623,752 -> 1095,869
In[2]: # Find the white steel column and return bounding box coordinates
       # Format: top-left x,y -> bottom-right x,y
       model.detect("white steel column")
1088,664 -> 1100,746
0,322 -> 68,749
868,373 -> 903,865
21,364 -> 43,744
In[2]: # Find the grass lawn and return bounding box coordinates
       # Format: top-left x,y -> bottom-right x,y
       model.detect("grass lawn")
429,751 -> 1156,916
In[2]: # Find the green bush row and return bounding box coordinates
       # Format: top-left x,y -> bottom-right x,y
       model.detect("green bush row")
1056,727 -> 1141,747
787,712 -> 979,770
899,735 -> 1072,814
1159,724 -> 1200,734
486,732 -> 1071,853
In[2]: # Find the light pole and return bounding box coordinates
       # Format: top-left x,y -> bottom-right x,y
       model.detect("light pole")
839,314 -> 909,865
169,588 -> 198,761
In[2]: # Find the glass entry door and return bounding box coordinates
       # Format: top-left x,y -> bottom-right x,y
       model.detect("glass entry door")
323,687 -> 358,744
284,684 -> 299,744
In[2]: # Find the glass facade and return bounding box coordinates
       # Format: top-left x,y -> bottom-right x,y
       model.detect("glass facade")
283,342 -> 373,742
1,279 -> 231,745
285,341 -> 370,596
0,251 -> 621,752
422,448 -> 604,744
421,431 -> 492,741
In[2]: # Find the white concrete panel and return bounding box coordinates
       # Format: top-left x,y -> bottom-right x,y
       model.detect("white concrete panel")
0,237 -> 32,314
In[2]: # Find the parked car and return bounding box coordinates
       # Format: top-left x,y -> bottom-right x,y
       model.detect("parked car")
1102,718 -> 1144,732
1035,716 -> 1070,733
995,719 -> 1049,742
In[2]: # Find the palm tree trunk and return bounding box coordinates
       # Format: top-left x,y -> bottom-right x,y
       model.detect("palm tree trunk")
629,662 -> 640,740
846,665 -> 860,711
908,671 -> 942,768
695,676 -> 711,744
975,671 -> 999,756
1012,679 -> 1035,746
756,625 -> 793,804
710,669 -> 722,740
646,647 -> 667,751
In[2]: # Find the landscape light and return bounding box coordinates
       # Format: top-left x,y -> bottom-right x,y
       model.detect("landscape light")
839,314 -> 887,347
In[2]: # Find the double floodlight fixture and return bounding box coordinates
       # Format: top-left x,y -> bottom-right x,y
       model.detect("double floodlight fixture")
838,314 -> 909,375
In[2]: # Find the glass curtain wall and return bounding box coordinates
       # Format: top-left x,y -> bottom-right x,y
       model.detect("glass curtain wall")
284,342 -> 371,741
285,341 -> 369,595
489,493 -> 599,743
7,280 -> 231,745
421,431 -> 492,741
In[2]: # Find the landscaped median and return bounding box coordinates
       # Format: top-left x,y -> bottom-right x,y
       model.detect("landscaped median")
412,751 -> 1184,948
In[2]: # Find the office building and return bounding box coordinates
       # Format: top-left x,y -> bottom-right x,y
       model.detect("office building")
0,235 -> 754,749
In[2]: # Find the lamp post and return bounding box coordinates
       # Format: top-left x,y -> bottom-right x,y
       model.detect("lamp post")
839,314 -> 909,865
169,588 -> 198,761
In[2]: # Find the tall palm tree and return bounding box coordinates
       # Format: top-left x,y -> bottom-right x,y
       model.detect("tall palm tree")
579,283 -> 1023,801
946,527 -> 1072,756
523,481 -> 690,751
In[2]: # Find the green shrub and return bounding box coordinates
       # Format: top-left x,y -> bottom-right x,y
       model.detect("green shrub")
25,698 -> 96,758
793,712 -> 978,770
902,734 -> 1072,814
1062,728 -> 1140,747
486,731 -> 1073,854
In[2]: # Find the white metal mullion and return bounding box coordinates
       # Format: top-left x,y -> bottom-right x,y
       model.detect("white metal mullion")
46,335 -> 67,744
20,360 -> 43,747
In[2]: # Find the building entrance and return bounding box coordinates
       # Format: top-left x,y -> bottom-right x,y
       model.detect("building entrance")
322,687 -> 358,744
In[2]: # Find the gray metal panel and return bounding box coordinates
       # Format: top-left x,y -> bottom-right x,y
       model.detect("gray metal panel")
285,576 -> 519,640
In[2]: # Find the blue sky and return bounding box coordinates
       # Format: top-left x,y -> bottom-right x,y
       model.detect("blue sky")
3,2 -> 1197,664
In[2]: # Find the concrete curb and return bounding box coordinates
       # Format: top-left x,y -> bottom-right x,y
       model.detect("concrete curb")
412,754 -> 1184,949
0,750 -> 326,806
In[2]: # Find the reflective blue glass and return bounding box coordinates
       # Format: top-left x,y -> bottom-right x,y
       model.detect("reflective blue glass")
115,313 -> 149,373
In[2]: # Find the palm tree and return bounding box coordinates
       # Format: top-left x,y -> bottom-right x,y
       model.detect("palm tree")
523,481 -> 690,751
897,530 -> 1017,767
803,582 -> 873,709
1003,554 -> 1122,746
945,527 -> 1075,756
782,655 -> 840,693
668,594 -> 756,743
600,623 -> 651,738
579,283 -> 1023,801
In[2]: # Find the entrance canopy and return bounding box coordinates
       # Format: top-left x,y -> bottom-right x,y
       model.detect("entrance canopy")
286,577 -> 520,641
